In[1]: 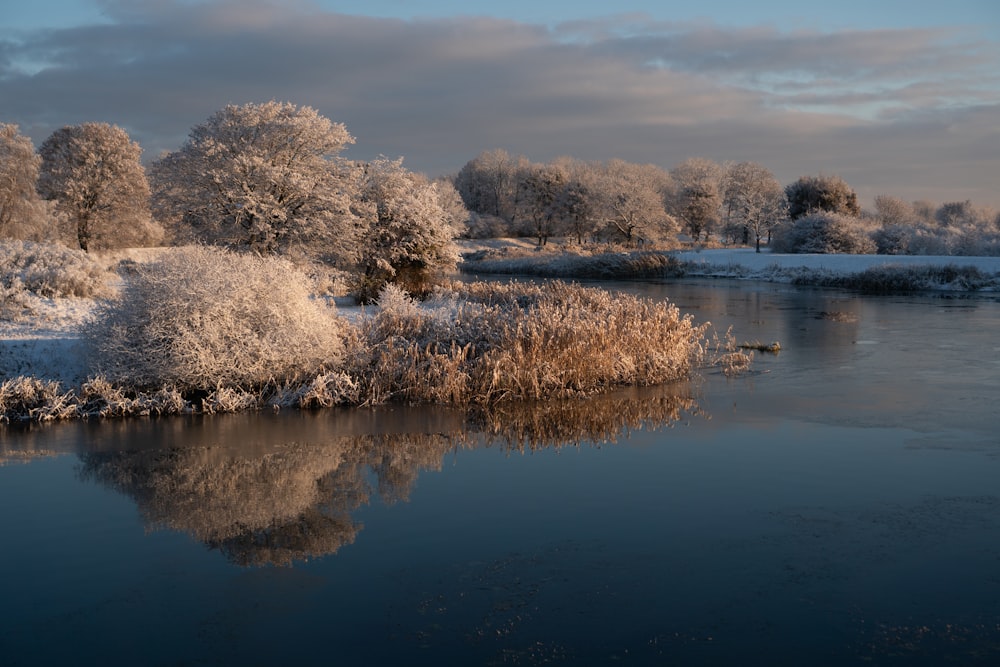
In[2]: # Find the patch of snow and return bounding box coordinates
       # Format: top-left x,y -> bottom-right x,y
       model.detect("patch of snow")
674,248 -> 1000,278
0,297 -> 96,386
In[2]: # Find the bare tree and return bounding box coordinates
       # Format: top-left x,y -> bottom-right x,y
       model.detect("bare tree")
669,157 -> 723,242
723,161 -> 787,252
453,149 -> 523,222
151,101 -> 358,261
517,162 -> 567,246
38,123 -> 156,252
592,160 -> 675,245
873,195 -> 914,226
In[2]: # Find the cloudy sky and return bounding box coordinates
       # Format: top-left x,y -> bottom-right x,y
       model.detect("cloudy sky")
2,0 -> 998,208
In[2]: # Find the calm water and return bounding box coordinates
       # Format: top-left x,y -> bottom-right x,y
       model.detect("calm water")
2,280 -> 999,666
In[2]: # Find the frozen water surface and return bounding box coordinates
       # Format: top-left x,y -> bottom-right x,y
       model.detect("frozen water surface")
1,279 -> 998,666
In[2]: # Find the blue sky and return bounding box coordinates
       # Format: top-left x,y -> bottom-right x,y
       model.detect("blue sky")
6,1 -> 997,32
2,0 -> 998,206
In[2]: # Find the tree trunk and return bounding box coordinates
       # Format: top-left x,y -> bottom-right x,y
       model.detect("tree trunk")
77,215 -> 90,253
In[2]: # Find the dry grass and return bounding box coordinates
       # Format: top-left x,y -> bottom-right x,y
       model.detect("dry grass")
347,281 -> 711,405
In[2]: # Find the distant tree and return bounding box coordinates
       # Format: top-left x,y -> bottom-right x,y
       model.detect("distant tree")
873,195 -> 914,227
592,160 -> 675,245
555,176 -> 597,245
353,157 -> 461,301
934,201 -> 976,227
517,162 -> 567,246
0,124 -> 57,240
151,101 -> 358,261
722,161 -> 787,252
911,200 -> 937,225
38,122 -> 156,252
453,149 -> 524,222
785,174 -> 860,220
669,157 -> 723,242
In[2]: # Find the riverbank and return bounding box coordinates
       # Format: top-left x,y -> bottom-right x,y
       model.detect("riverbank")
459,241 -> 1000,289
5,242 -> 999,400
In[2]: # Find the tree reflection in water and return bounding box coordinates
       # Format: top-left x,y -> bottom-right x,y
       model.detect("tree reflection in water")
75,383 -> 700,566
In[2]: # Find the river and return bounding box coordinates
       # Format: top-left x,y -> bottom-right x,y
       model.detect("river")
1,279 -> 998,666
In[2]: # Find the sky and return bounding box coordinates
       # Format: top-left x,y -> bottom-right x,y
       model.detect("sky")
2,0 -> 998,208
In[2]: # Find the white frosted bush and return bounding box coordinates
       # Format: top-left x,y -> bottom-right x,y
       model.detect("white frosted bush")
771,212 -> 876,254
84,246 -> 347,391
0,240 -> 113,298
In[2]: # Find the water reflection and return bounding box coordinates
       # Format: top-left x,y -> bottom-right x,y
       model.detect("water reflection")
62,384 -> 701,566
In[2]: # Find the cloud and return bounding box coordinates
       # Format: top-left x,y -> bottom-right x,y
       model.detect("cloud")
1,0 -> 997,206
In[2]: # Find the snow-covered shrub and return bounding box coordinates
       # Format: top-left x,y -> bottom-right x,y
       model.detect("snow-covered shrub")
84,246 -> 347,392
771,212 -> 876,254
347,280 -> 711,404
792,264 -> 994,293
872,224 -> 911,255
0,277 -> 36,321
0,240 -> 113,298
0,377 -> 78,422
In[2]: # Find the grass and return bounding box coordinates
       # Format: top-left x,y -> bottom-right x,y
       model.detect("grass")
346,280 -> 719,405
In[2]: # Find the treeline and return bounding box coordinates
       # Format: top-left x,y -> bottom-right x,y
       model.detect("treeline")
453,149 -> 1000,256
1,104 -> 465,300
4,104 -> 1000,297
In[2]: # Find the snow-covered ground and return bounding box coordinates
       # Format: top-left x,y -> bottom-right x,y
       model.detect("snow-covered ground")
674,247 -> 1000,278
4,247 -> 999,386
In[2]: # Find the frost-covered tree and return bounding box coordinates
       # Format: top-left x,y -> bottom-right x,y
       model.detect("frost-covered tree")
432,177 -> 471,233
151,101 -> 358,260
592,160 -> 675,245
722,161 -> 787,252
669,157 -> 723,242
873,195 -> 914,227
785,173 -> 860,220
517,162 -> 567,246
38,123 -> 156,252
353,157 -> 461,301
0,124 -> 56,240
453,149 -> 523,221
934,201 -> 977,227
554,176 -> 597,245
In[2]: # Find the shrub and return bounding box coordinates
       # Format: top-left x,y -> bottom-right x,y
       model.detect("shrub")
83,246 -> 347,391
771,212 -> 876,254
792,264 -> 994,293
0,240 -> 113,299
460,249 -> 687,279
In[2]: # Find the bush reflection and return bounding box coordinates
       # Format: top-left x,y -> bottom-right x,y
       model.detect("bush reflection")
73,384 -> 700,566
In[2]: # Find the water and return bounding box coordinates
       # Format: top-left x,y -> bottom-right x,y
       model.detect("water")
2,279 -> 998,666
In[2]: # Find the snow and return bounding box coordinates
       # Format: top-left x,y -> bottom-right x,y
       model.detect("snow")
0,297 -> 95,386
4,246 -> 1000,385
674,248 -> 1000,277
